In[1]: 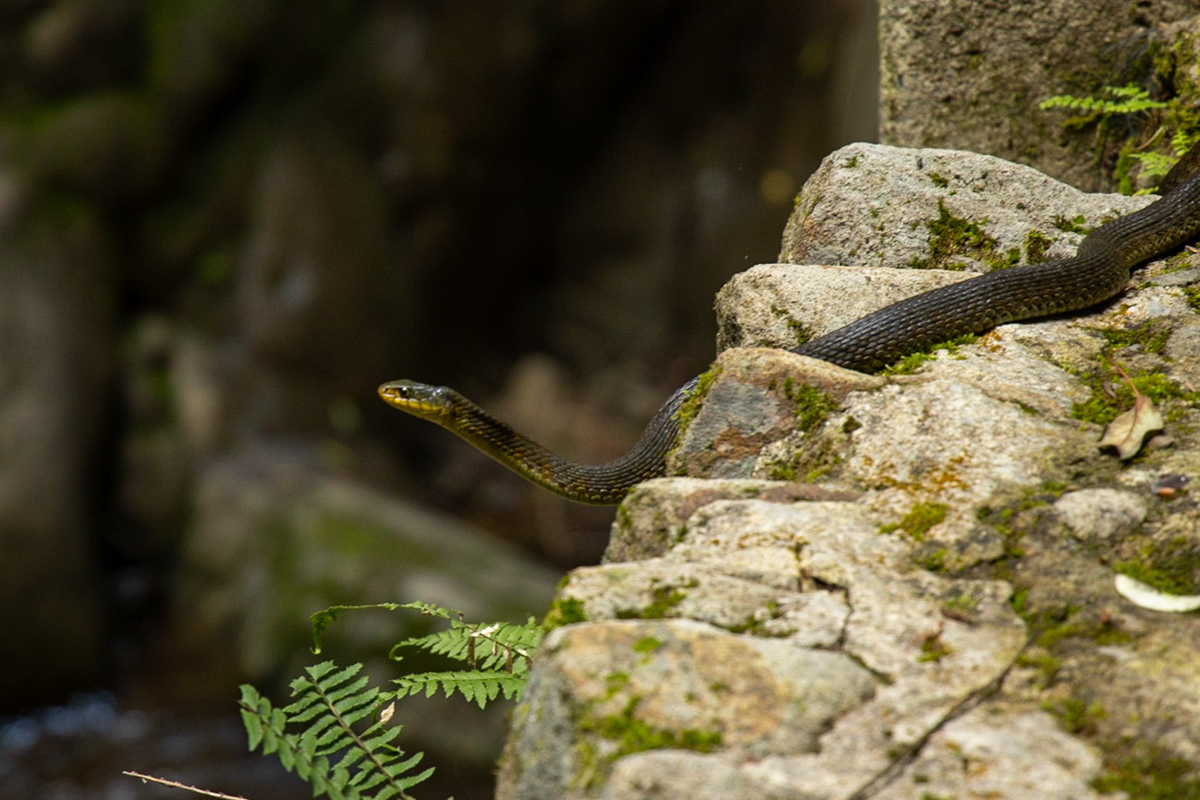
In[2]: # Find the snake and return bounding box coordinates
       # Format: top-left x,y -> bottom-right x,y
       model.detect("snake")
379,148 -> 1200,504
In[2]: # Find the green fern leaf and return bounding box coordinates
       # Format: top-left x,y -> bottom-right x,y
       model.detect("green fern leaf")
240,660 -> 435,800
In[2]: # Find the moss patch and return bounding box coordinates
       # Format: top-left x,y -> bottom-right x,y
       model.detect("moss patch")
674,366 -> 721,433
879,501 -> 948,542
543,597 -> 589,630
1071,364 -> 1200,425
781,378 -> 837,433
882,333 -> 978,375
575,696 -> 723,788
1023,228 -> 1054,263
909,198 -> 998,271
1113,534 -> 1200,595
1091,750 -> 1200,799
770,305 -> 813,346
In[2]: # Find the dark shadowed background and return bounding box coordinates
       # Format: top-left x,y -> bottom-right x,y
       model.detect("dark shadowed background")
0,1 -> 877,797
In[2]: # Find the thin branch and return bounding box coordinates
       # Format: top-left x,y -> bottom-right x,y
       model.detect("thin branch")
121,771 -> 252,800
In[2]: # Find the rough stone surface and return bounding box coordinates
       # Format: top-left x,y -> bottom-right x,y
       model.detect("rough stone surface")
878,0 -> 1200,191
779,143 -> 1149,270
500,144 -> 1200,798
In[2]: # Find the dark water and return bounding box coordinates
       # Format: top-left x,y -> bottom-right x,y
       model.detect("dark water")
0,693 -> 310,800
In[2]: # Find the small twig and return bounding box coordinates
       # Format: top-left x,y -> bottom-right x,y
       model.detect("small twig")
121,771 -> 252,800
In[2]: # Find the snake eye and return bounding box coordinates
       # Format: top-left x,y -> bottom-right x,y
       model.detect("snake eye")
397,386 -> 410,400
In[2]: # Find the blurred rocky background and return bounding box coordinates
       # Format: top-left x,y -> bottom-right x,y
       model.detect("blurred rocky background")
0,1 -> 877,797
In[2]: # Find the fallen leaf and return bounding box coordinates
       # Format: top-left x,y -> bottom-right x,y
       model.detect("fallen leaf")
1114,573 -> 1200,613
1099,392 -> 1163,459
1098,362 -> 1163,460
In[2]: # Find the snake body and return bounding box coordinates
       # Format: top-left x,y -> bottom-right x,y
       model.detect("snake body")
380,151 -> 1200,504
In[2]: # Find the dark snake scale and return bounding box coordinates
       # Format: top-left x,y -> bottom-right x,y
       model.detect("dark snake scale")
380,148 -> 1200,504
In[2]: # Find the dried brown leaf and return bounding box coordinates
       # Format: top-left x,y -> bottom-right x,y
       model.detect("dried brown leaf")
1099,391 -> 1163,459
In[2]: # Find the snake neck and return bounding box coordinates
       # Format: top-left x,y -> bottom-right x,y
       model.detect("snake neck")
390,144 -> 1200,505
439,378 -> 698,505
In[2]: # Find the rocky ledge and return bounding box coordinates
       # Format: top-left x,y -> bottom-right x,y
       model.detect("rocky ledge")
497,143 -> 1200,799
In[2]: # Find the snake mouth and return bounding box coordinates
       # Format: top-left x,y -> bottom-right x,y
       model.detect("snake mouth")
378,380 -> 451,418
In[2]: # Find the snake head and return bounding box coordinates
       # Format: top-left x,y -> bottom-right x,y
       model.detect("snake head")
378,380 -> 453,420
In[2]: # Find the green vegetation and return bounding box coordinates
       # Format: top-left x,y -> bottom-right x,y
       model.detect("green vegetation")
674,366 -> 721,432
1043,697 -> 1106,736
1040,83 -> 1200,194
771,305 -> 813,346
544,596 -> 589,630
1052,214 -> 1091,234
781,377 -> 838,432
1070,362 -> 1200,425
241,601 -> 545,799
1023,228 -> 1054,263
575,696 -> 722,788
1183,285 -> 1200,313
617,585 -> 690,620
918,633 -> 952,663
878,502 -> 948,542
882,333 -> 979,375
909,198 -> 998,271
1091,749 -> 1200,799
1114,534 -> 1200,595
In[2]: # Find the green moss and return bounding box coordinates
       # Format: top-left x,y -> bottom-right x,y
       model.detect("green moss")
909,198 -> 999,271
632,636 -> 663,654
918,633 -> 952,662
941,592 -> 979,617
621,586 -> 689,620
928,172 -> 949,188
1101,322 -> 1172,354
576,695 -> 722,786
1183,285 -> 1200,313
1052,214 -> 1091,234
1015,650 -> 1062,685
674,366 -> 721,432
1070,357 -> 1200,425
604,672 -> 630,698
882,333 -> 978,375
781,379 -> 837,433
770,306 -> 813,346
915,547 -> 948,572
1092,749 -> 1200,799
543,597 -> 589,630
1023,229 -> 1054,264
845,154 -> 859,168
1044,697 -> 1106,735
1114,534 -> 1200,594
878,502 -> 948,542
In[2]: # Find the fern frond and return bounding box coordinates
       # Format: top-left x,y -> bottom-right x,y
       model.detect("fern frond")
1039,83 -> 1167,116
239,662 -> 435,800
390,615 -> 543,676
393,669 -> 528,709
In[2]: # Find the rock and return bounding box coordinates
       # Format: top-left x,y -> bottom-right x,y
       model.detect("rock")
778,142 -> 1149,270
878,0 -> 1200,190
501,143 -> 1200,797
1053,488 -> 1148,543
873,707 -> 1106,799
608,477 -> 860,563
499,618 -> 879,800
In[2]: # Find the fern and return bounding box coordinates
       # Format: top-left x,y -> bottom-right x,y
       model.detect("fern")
393,670 -> 528,710
1039,83 -> 1168,116
240,662 -> 434,800
240,601 -> 546,799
